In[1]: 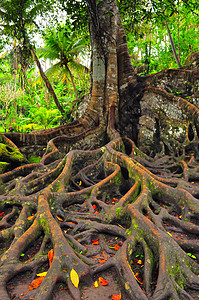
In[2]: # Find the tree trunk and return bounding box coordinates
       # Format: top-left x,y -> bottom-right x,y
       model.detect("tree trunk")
30,46 -> 65,115
66,65 -> 78,101
0,1 -> 199,300
165,21 -> 182,68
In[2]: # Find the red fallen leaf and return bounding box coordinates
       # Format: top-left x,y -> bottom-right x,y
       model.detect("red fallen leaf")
93,204 -> 97,210
0,212 -> 4,216
28,276 -> 45,291
57,216 -> 63,222
112,293 -> 121,300
92,239 -> 99,245
112,198 -> 118,202
99,277 -> 108,286
114,244 -> 119,251
48,249 -> 54,266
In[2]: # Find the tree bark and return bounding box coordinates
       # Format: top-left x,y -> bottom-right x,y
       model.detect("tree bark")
0,1 -> 199,300
165,21 -> 182,68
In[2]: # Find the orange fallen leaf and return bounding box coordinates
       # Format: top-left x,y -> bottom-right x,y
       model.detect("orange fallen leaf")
57,216 -> 63,222
28,276 -> 45,291
92,239 -> 99,245
27,215 -> 34,220
98,259 -> 107,263
93,204 -> 97,210
99,277 -> 108,286
94,211 -> 99,214
112,293 -> 121,300
109,244 -> 119,251
112,198 -> 118,202
48,249 -> 54,267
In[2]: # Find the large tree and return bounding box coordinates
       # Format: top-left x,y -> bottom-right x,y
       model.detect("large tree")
0,0 -> 199,299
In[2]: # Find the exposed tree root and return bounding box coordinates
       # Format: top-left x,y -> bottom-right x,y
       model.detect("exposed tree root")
1,133 -> 199,299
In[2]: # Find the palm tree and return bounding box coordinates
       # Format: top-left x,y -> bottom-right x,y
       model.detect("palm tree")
37,22 -> 89,101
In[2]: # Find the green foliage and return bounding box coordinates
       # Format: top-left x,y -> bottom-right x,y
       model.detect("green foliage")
119,0 -> 199,74
0,83 -> 23,131
36,21 -> 90,101
30,107 -> 62,129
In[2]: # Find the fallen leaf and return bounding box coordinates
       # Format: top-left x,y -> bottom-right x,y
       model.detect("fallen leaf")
94,211 -> 99,214
79,180 -> 82,186
98,259 -> 107,263
109,245 -> 119,251
98,277 -> 108,286
48,249 -> 54,267
70,268 -> 79,288
28,276 -> 45,291
36,271 -> 47,277
57,216 -> 63,222
112,293 -> 121,300
187,253 -> 196,259
167,232 -> 173,237
92,239 -> 99,245
27,215 -> 34,220
93,204 -> 97,210
112,198 -> 118,202
0,212 -> 4,216
94,280 -> 99,288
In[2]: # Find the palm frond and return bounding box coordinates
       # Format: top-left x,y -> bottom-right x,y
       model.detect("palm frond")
36,47 -> 59,60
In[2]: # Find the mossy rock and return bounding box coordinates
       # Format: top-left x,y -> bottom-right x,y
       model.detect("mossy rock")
0,143 -> 24,163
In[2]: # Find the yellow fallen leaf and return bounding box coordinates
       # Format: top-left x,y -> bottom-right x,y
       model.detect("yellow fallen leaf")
70,268 -> 79,288
79,180 -> 82,186
27,215 -> 34,220
36,271 -> 47,277
94,280 -> 99,288
167,232 -> 173,237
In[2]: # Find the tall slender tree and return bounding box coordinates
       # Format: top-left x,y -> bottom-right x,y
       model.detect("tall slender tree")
37,22 -> 89,101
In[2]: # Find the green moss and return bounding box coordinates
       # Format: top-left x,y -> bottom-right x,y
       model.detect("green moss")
168,263 -> 184,290
0,143 -> 24,162
37,218 -> 50,235
28,155 -> 41,163
116,207 -> 121,217
0,161 -> 9,174
126,228 -> 132,236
